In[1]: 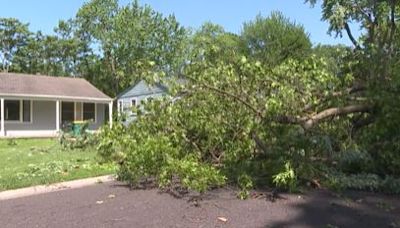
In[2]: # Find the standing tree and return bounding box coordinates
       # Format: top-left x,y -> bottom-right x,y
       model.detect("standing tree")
241,11 -> 312,66
11,25 -> 91,77
0,18 -> 30,72
75,0 -> 188,96
190,22 -> 244,63
307,0 -> 400,175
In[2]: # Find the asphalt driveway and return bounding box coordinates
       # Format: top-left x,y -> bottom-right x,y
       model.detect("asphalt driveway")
0,181 -> 399,228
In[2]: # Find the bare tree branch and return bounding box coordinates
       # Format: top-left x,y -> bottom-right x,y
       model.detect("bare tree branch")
344,23 -> 361,49
302,104 -> 373,129
273,104 -> 373,130
387,0 -> 397,55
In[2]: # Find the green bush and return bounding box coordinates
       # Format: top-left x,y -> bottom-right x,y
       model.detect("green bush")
336,150 -> 374,174
273,162 -> 297,192
237,174 -> 253,199
98,121 -> 225,192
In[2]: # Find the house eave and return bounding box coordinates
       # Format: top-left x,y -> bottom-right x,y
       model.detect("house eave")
0,93 -> 113,103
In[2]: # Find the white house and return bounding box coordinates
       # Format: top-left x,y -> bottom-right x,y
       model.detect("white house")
0,73 -> 113,138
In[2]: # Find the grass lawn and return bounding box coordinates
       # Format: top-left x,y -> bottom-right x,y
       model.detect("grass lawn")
0,138 -> 116,191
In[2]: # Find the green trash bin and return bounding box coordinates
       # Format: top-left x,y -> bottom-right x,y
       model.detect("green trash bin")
72,121 -> 86,136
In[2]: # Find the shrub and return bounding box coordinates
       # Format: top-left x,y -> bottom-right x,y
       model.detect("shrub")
336,149 -> 374,174
324,171 -> 400,194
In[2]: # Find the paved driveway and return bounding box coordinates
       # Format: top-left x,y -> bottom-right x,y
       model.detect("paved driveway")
0,181 -> 399,228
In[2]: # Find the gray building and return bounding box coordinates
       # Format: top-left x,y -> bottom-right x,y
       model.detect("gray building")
116,80 -> 168,123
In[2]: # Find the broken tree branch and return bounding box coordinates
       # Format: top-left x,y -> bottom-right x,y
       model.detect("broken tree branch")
344,23 -> 361,49
302,104 -> 373,129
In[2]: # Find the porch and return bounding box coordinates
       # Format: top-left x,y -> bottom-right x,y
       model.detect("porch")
0,97 -> 113,138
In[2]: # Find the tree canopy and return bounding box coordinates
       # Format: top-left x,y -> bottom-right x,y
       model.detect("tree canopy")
0,18 -> 30,72
241,11 -> 312,66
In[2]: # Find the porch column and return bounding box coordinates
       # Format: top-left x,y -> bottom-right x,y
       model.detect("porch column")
117,100 -> 121,117
109,101 -> 113,128
56,100 -> 60,133
1,98 -> 4,137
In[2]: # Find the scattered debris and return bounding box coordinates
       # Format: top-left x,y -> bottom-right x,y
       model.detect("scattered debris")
310,179 -> 321,189
217,217 -> 228,223
108,194 -> 116,199
266,189 -> 287,202
250,192 -> 265,199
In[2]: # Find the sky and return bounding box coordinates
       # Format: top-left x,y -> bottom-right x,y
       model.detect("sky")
0,0 -> 361,46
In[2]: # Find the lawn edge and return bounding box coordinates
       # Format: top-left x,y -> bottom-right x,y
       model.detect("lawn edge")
0,175 -> 115,201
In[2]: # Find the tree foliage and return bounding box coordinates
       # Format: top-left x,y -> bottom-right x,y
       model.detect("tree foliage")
190,22 -> 244,63
98,10 -> 360,193
0,18 -> 30,72
99,3 -> 400,195
241,12 -> 312,66
75,0 -> 187,95
306,0 -> 400,176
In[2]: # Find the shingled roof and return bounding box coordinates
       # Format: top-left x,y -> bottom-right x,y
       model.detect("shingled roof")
0,73 -> 112,102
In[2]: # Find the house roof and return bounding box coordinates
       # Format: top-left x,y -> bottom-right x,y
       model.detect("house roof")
117,80 -> 168,99
117,77 -> 187,99
0,73 -> 112,102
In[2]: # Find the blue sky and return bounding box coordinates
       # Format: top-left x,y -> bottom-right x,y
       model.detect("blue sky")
0,0 -> 361,46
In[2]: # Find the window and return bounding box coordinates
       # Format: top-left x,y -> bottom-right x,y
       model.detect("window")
5,100 -> 20,121
23,100 -> 31,122
5,100 -> 32,122
61,102 -> 74,123
83,103 -> 95,122
123,102 -> 130,112
131,99 -> 136,107
118,101 -> 123,113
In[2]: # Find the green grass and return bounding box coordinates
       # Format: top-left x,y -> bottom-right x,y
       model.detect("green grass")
0,138 -> 116,191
